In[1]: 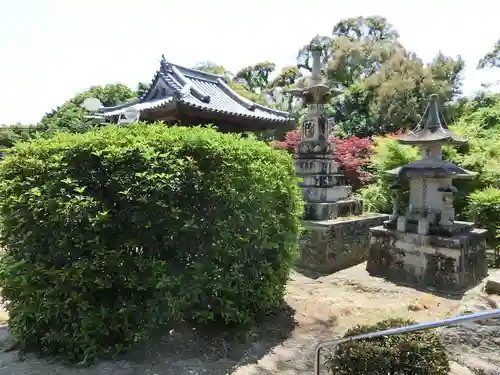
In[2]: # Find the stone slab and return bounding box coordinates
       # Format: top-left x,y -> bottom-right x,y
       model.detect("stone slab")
298,213 -> 389,274
485,270 -> 500,295
370,225 -> 488,250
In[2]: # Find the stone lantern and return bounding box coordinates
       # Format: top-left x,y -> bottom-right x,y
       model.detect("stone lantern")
384,94 -> 476,235
367,94 -> 488,292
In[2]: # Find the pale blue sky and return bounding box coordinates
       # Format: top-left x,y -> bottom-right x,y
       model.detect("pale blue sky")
1,0 -> 499,125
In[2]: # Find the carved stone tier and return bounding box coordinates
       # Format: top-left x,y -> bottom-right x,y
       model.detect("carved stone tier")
294,137 -> 354,219
367,226 -> 488,292
305,199 -> 363,221
294,158 -> 340,176
299,175 -> 349,188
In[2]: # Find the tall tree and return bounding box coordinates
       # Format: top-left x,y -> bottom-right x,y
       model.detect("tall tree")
267,65 -> 304,115
136,82 -> 151,98
40,83 -> 137,134
428,51 -> 465,98
297,35 -> 332,72
296,16 -> 465,136
477,38 -> 500,69
270,66 -> 302,89
0,124 -> 35,149
193,61 -> 269,105
193,61 -> 227,75
234,61 -> 276,93
332,15 -> 399,41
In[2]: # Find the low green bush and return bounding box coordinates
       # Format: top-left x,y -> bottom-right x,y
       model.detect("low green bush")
360,135 -> 419,213
444,121 -> 500,217
362,126 -> 500,221
326,318 -> 450,375
359,183 -> 392,213
468,188 -> 500,267
468,187 -> 500,240
0,123 -> 303,363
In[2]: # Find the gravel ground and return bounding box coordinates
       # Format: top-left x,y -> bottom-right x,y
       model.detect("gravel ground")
0,263 -> 479,375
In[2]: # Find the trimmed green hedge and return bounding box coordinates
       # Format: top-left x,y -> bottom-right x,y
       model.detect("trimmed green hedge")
0,123 -> 303,362
468,187 -> 500,241
468,187 -> 500,266
326,318 -> 450,375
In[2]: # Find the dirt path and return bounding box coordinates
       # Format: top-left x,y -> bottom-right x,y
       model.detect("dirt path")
0,263 -> 462,375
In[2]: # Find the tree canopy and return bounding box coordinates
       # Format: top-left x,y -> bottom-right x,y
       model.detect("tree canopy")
195,16 -> 467,136
478,38 -> 500,69
2,15 -> 497,141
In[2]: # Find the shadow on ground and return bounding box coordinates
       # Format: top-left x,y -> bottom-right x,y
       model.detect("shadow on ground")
127,303 -> 298,373
232,315 -> 339,375
0,304 -> 298,375
366,274 -> 468,300
293,266 -> 332,280
295,264 -> 469,301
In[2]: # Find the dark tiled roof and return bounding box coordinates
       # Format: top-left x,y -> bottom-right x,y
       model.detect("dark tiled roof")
101,97 -> 173,116
387,160 -> 476,179
397,94 -> 466,145
101,56 -> 292,124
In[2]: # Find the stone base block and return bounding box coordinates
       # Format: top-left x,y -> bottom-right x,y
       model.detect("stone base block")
485,270 -> 500,295
297,213 -> 390,274
367,226 -> 488,292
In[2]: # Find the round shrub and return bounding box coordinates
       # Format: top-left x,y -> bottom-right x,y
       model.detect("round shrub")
326,318 -> 450,375
468,187 -> 500,266
468,187 -> 500,240
0,123 -> 303,362
360,135 -> 419,214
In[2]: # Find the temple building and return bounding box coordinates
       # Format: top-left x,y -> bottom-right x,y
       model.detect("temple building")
367,94 -> 488,292
98,56 -> 295,134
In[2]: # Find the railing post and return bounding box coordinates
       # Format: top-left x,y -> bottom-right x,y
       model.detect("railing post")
313,308 -> 500,375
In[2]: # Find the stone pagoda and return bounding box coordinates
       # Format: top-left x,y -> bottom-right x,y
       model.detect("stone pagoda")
291,45 -> 388,274
367,94 -> 488,291
292,45 -> 360,221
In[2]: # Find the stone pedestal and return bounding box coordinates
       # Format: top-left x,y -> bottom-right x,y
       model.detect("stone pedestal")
367,223 -> 488,292
298,213 -> 389,274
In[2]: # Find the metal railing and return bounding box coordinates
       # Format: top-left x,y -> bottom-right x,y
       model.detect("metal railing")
314,308 -> 500,375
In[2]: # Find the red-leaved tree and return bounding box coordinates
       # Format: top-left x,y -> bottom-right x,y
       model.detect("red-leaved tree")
272,129 -> 373,191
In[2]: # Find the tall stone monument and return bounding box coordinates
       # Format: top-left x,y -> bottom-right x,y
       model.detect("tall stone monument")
291,44 -> 388,274
368,94 -> 488,291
